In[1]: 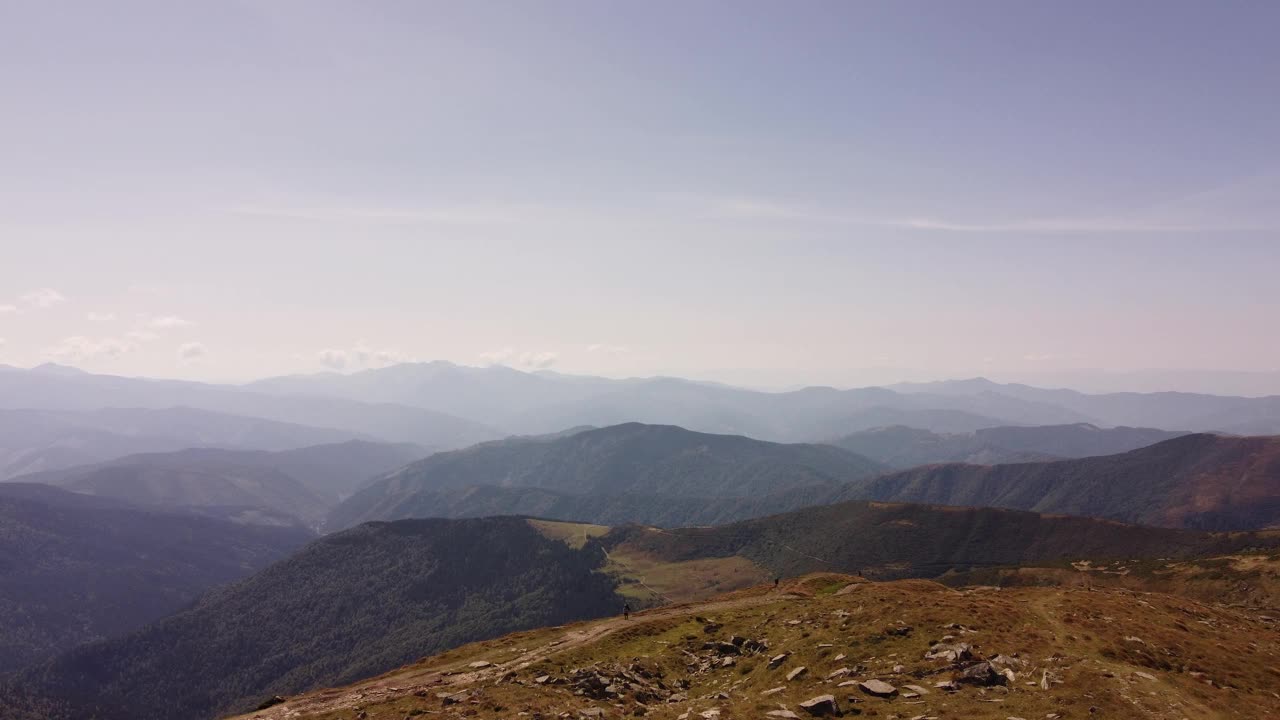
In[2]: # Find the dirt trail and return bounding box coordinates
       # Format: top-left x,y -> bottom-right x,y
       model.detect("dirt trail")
238,588 -> 800,720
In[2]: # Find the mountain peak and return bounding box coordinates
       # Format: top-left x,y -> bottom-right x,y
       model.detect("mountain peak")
30,362 -> 88,376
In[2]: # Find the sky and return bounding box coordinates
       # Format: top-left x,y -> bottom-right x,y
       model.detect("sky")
2,1 -> 1279,390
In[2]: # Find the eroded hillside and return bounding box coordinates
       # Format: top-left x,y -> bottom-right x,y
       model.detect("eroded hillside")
231,574 -> 1280,720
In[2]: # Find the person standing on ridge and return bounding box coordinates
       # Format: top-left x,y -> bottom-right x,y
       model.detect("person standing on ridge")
623,602 -> 631,621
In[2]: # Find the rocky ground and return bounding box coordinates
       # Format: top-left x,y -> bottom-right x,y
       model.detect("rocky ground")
233,575 -> 1280,720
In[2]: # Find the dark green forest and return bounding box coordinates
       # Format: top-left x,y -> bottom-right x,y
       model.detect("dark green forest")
0,516 -> 621,720
0,484 -> 312,673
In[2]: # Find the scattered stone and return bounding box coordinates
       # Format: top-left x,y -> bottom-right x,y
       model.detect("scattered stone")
698,710 -> 720,719
469,661 -> 493,669
1134,671 -> 1157,681
833,653 -> 846,662
989,655 -> 1025,671
762,686 -> 786,696
859,680 -> 898,697
837,680 -> 859,688
767,712 -> 800,719
903,684 -> 930,695
925,642 -> 972,663
787,666 -> 808,681
956,662 -> 1005,687
566,663 -> 675,704
798,694 -> 840,716
826,667 -> 850,679
438,691 -> 469,706
535,675 -> 551,684
578,709 -> 606,718
703,641 -> 740,656
933,681 -> 958,692
892,664 -> 906,674
769,653 -> 792,669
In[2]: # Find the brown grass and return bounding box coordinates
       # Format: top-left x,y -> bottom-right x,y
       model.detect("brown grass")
231,575 -> 1280,720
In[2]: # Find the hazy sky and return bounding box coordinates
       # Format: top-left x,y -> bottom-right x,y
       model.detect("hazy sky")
2,1 -> 1278,387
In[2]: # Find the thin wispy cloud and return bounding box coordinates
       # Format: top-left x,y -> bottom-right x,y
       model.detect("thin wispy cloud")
148,315 -> 193,329
519,351 -> 558,369
177,342 -> 208,363
478,348 -> 559,369
87,311 -> 117,323
318,341 -> 413,371
587,343 -> 631,355
0,289 -> 66,315
20,288 -> 67,309
477,347 -> 516,365
43,336 -> 133,361
231,203 -> 543,226
711,181 -> 1280,234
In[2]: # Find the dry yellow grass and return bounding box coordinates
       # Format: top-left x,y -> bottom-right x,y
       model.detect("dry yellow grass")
604,547 -> 771,605
527,518 -> 611,549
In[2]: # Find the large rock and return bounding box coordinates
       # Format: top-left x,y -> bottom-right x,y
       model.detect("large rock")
956,661 -> 1006,686
786,666 -> 808,681
798,695 -> 840,716
702,641 -> 740,655
859,679 -> 897,697
925,642 -> 972,662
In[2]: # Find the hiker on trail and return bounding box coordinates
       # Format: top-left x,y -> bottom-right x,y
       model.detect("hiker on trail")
623,602 -> 631,620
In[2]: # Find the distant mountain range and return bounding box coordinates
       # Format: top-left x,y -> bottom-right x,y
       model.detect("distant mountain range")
0,483 -> 313,674
0,407 -> 367,481
892,376 -> 1280,434
325,423 -> 887,530
842,432 -> 1280,530
12,440 -> 427,525
330,427 -> 1280,532
828,422 -> 1189,467
246,362 -> 1280,436
0,365 -> 501,449
246,362 -> 1094,438
6,363 -> 1280,455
